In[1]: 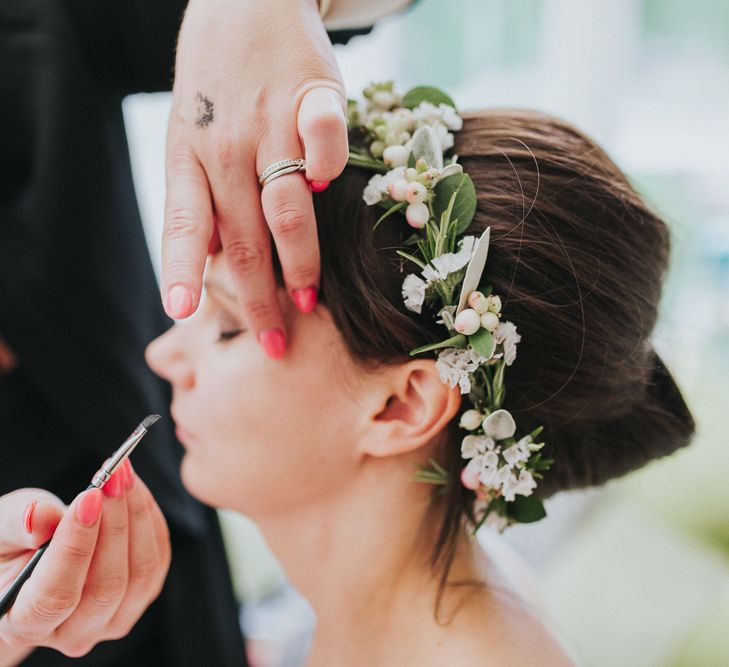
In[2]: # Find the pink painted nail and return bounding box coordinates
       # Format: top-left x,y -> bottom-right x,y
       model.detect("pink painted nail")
291,286 -> 318,314
23,500 -> 37,535
309,180 -> 330,193
103,469 -> 125,498
122,459 -> 134,490
76,489 -> 103,527
258,328 -> 286,359
167,284 -> 193,319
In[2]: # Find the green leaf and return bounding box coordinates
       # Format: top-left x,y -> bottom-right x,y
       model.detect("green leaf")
410,125 -> 442,169
409,333 -> 467,356
373,202 -> 406,231
347,149 -> 388,173
432,173 -> 477,235
403,232 -> 421,246
402,86 -> 456,110
395,249 -> 427,270
407,151 -> 417,169
468,328 -> 495,359
506,495 -> 547,523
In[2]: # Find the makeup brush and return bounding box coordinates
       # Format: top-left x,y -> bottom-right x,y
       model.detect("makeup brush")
0,414 -> 161,618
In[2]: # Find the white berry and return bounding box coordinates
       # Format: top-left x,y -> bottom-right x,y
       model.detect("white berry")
480,311 -> 499,332
383,145 -> 409,168
405,182 -> 427,205
467,291 -> 489,314
388,178 -> 409,202
459,409 -> 483,431
405,202 -> 429,228
454,308 -> 481,335
487,294 -> 502,314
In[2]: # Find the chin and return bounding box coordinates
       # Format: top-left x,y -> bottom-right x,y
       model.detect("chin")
179,454 -> 224,509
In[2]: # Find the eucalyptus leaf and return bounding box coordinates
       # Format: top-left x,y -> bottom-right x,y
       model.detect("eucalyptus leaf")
432,173 -> 477,235
409,333 -> 467,356
410,125 -> 443,170
506,495 -> 547,523
402,86 -> 456,110
468,328 -> 495,359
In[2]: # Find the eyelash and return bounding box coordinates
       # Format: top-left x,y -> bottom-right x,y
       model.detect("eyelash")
217,329 -> 243,342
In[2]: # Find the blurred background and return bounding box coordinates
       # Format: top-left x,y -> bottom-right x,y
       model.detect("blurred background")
123,0 -> 729,665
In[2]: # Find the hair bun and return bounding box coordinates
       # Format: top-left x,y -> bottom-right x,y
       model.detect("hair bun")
538,348 -> 696,499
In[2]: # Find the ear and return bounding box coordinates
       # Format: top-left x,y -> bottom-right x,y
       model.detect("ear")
358,359 -> 462,458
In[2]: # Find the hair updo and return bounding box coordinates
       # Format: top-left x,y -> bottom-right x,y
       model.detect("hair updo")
297,108 -> 695,592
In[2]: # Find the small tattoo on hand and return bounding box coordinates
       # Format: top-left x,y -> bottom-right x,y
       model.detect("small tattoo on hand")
194,93 -> 214,128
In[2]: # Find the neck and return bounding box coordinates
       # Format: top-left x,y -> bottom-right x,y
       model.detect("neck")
252,455 -> 480,663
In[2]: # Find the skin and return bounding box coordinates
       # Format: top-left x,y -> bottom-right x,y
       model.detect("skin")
145,253 -> 577,666
0,465 -> 170,663
162,0 -> 350,359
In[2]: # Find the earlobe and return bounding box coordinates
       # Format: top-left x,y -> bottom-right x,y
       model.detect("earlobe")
359,360 -> 462,459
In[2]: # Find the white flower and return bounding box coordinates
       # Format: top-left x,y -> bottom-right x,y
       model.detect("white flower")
401,273 -> 427,314
431,121 -> 455,151
493,321 -> 521,366
362,166 -> 405,205
422,235 -> 477,282
435,346 -> 485,394
502,435 -> 532,467
412,101 -> 463,131
502,469 -> 537,501
482,408 -> 516,440
479,462 -> 513,489
460,434 -> 496,459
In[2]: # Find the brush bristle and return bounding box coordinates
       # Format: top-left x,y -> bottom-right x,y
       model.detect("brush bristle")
142,414 -> 161,430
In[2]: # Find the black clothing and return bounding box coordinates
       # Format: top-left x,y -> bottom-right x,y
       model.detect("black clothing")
0,1 -> 373,665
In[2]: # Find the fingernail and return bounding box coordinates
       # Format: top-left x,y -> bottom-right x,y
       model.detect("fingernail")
23,500 -> 37,535
76,488 -> 103,527
103,469 -> 125,499
122,459 -> 134,490
258,328 -> 286,359
291,286 -> 318,314
167,284 -> 193,319
309,180 -> 330,193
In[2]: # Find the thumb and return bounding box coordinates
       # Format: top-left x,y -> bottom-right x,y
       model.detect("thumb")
0,489 -> 66,554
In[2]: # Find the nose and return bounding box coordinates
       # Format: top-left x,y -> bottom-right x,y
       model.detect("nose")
145,325 -> 195,390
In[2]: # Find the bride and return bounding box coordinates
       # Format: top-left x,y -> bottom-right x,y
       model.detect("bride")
145,85 -> 695,666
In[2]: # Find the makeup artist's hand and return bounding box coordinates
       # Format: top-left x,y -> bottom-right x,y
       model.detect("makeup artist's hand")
0,462 -> 171,659
161,0 -> 348,359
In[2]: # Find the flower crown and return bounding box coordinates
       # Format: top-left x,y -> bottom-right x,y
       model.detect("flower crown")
345,82 -> 554,533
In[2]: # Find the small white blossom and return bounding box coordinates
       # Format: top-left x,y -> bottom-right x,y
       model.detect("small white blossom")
401,274 -> 427,314
502,469 -> 537,501
435,346 -> 485,394
502,435 -> 532,467
412,101 -> 463,131
362,167 -> 405,205
484,511 -> 511,532
482,409 -> 516,440
460,434 -> 496,459
422,235 -> 477,282
493,321 -> 521,366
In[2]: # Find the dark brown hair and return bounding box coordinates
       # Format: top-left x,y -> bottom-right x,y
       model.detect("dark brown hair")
303,108 -> 695,607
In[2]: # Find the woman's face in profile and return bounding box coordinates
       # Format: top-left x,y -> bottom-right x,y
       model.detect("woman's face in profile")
145,254 -> 366,518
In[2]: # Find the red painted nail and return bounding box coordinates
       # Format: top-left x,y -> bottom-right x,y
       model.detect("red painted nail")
103,469 -> 125,498
167,284 -> 193,319
291,286 -> 318,314
23,500 -> 37,535
309,180 -> 330,193
76,488 -> 103,527
258,328 -> 286,359
122,459 -> 134,490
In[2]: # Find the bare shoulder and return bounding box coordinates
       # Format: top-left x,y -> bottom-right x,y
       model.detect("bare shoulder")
421,535 -> 579,666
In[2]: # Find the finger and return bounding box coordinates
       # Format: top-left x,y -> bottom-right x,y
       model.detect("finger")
297,86 -> 349,183
161,141 -> 215,320
260,168 -> 320,316
52,467 -> 130,645
0,489 -> 102,646
214,167 -> 287,359
107,461 -> 170,637
0,489 -> 65,554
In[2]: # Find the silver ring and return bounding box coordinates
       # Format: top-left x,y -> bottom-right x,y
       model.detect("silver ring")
258,158 -> 306,187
